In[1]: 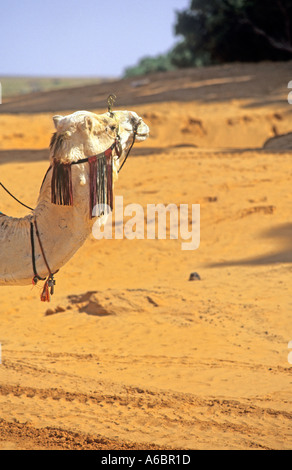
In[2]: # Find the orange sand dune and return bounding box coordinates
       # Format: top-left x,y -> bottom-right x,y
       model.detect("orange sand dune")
0,62 -> 292,450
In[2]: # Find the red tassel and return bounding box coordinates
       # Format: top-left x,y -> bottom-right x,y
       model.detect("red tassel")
88,156 -> 97,219
51,161 -> 73,206
40,279 -> 50,302
106,152 -> 113,211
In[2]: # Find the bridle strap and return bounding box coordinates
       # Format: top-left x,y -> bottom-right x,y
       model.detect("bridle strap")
4,124 -> 138,300
31,218 -> 58,301
70,141 -> 119,166
68,126 -> 137,173
0,117 -> 138,214
117,117 -> 142,173
33,218 -> 53,278
118,127 -> 138,173
30,221 -> 46,283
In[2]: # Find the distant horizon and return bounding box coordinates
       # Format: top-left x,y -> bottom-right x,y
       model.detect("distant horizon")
0,74 -> 116,79
0,75 -> 115,98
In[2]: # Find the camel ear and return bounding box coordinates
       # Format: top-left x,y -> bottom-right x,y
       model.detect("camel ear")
84,116 -> 93,133
77,116 -> 94,134
53,115 -> 63,130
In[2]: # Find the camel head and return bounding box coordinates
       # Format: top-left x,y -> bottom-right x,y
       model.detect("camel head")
50,110 -> 149,165
50,111 -> 119,163
47,110 -> 149,219
104,110 -> 149,148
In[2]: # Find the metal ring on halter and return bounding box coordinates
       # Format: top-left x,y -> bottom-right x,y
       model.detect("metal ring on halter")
107,94 -> 116,117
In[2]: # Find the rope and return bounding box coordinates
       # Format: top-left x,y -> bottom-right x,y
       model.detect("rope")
0,182 -> 34,211
30,222 -> 46,283
117,118 -> 141,174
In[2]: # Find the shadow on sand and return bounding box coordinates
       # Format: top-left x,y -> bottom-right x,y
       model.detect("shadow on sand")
0,149 -> 48,165
208,223 -> 292,267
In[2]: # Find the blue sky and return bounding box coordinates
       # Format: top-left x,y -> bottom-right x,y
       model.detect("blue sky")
0,0 -> 190,77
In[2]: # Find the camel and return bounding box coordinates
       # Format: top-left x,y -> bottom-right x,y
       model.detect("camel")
0,110 -> 149,300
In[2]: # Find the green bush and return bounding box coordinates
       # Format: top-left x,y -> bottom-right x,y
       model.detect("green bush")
124,53 -> 176,78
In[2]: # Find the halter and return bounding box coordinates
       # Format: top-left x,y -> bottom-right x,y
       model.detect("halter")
32,123 -> 139,302
0,101 -> 140,302
107,93 -> 140,173
33,138 -> 120,302
29,139 -> 118,302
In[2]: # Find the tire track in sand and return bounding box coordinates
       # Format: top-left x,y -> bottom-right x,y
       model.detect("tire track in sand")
1,382 -> 291,422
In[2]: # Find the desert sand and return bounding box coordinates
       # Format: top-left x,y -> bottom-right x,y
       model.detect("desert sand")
0,62 -> 291,450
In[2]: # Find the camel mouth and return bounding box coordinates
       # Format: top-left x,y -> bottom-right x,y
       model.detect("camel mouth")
136,124 -> 150,139
135,132 -> 149,142
137,132 -> 149,138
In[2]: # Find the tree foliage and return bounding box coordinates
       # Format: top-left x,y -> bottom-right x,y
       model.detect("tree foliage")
123,0 -> 292,77
172,0 -> 292,67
